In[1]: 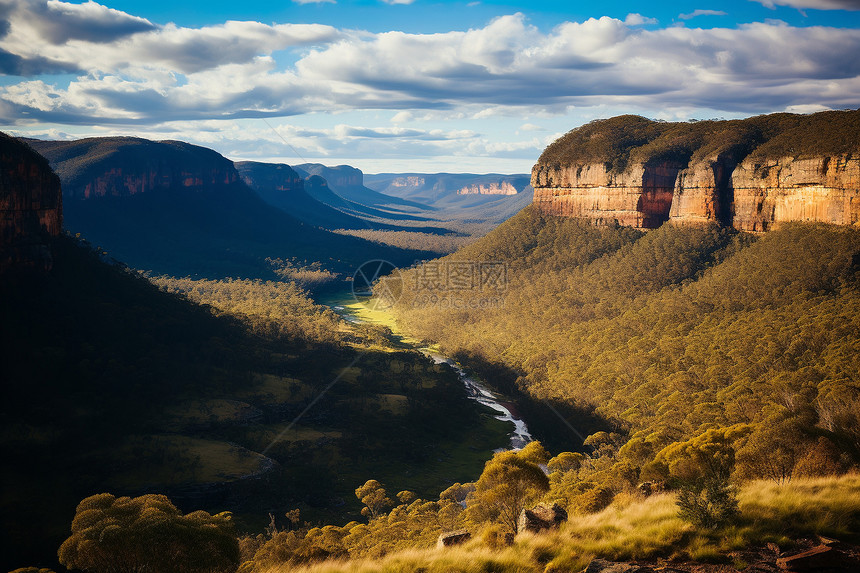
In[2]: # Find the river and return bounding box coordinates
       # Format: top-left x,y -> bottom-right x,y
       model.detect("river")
328,300 -> 533,452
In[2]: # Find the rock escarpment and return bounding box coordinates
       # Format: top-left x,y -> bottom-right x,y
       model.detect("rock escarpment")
27,137 -> 239,199
0,133 -> 62,271
456,181 -> 519,195
532,110 -> 860,231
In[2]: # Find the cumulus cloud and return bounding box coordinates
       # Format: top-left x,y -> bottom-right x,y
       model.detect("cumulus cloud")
2,4 -> 860,131
753,0 -> 860,9
0,0 -> 340,76
624,13 -> 658,26
678,9 -> 728,20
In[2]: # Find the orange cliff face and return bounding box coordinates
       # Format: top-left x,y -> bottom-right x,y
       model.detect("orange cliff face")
0,134 -> 62,271
532,154 -> 860,231
531,111 -> 860,231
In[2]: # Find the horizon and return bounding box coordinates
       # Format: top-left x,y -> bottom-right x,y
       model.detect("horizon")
2,0 -> 860,173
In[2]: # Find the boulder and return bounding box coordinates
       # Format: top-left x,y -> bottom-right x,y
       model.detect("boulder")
517,502 -> 567,534
437,529 -> 470,548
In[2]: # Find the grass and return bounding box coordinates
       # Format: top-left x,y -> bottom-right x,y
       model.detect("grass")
108,435 -> 270,489
257,474 -> 860,573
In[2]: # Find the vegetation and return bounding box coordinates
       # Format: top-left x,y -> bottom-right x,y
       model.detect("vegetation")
58,493 -> 239,573
384,206 -> 859,503
0,235 -> 510,571
331,229 -> 475,255
537,108 -> 860,172
149,275 -> 342,343
241,473 -> 860,573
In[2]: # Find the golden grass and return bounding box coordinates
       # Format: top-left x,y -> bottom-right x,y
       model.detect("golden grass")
256,474 -> 860,573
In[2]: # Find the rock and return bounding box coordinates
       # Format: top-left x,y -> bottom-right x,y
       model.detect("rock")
583,559 -> 654,573
637,481 -> 664,497
531,111 -> 860,232
776,544 -> 844,571
437,529 -> 471,548
27,137 -> 240,200
517,502 -> 568,534
456,181 -> 519,195
0,133 -> 62,272
767,542 -> 781,554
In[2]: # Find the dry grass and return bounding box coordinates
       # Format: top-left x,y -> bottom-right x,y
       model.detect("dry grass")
256,474 -> 860,573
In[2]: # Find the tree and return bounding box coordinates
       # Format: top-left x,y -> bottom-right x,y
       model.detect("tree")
355,479 -> 392,520
656,425 -> 751,529
466,441 -> 550,534
58,493 -> 239,573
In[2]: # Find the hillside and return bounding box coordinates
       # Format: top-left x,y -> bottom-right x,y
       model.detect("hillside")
26,137 -> 433,281
0,138 -> 512,571
386,206 -> 860,477
532,109 -> 860,230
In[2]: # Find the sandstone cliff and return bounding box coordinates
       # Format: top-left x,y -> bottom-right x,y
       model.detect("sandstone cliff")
456,181 -> 518,195
28,137 -> 239,199
0,133 -> 62,271
532,110 -> 860,230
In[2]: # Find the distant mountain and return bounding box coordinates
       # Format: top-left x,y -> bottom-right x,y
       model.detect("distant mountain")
364,172 -> 532,209
27,137 -> 433,280
238,161 -> 454,235
236,160 -> 379,231
295,163 -> 430,212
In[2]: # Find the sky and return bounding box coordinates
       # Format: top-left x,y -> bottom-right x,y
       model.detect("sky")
1,0 -> 860,173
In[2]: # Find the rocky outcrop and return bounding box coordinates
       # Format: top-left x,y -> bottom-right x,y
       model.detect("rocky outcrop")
0,133 -> 62,271
235,161 -> 304,195
456,181 -> 519,195
532,110 -> 860,231
532,162 -> 682,229
731,155 -> 860,232
295,163 -> 363,190
27,137 -> 239,199
437,530 -> 471,548
517,502 -> 567,534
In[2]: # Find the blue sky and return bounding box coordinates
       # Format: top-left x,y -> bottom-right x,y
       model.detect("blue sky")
2,0 -> 860,173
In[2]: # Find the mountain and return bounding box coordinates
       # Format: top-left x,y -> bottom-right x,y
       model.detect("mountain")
0,135 -> 508,571
0,134 -> 62,271
295,163 -> 430,212
364,172 -> 532,210
26,137 -> 433,280
235,160 -> 380,231
532,109 -> 860,230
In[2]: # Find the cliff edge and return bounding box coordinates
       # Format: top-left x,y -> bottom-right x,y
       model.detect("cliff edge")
532,110 -> 860,231
0,133 -> 62,271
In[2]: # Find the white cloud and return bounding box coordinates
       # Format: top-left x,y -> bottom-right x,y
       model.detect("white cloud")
292,0 -> 335,4
519,123 -> 544,131
678,9 -> 728,20
3,3 -> 860,171
381,0 -> 416,4
753,0 -> 860,9
624,13 -> 658,26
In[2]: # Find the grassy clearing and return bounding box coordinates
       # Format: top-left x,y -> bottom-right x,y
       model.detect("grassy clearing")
109,435 -> 270,489
260,474 -> 860,573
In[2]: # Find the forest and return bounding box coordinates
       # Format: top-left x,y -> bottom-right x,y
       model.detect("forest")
0,235 -> 511,571
386,207 -> 860,481
537,109 -> 860,173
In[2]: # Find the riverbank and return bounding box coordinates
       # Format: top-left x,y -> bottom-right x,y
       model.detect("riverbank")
316,289 -> 534,452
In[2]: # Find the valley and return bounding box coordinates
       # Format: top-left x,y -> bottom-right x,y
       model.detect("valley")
2,108 -> 860,573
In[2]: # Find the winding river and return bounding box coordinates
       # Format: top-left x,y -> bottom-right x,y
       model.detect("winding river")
329,302 -> 533,452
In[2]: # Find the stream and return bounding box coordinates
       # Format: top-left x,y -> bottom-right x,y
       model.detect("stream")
329,302 -> 533,452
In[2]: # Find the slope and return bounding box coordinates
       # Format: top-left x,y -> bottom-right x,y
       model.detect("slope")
386,207 -> 860,469
26,137 -> 434,281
